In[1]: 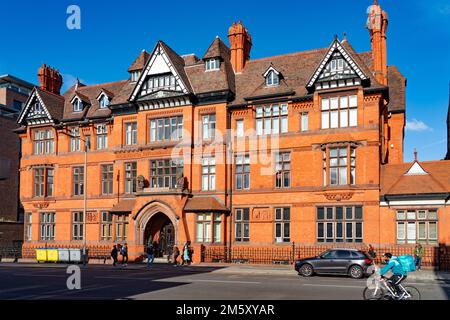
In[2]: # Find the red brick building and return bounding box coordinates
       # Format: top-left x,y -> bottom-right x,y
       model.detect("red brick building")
16,2 -> 450,262
0,75 -> 34,247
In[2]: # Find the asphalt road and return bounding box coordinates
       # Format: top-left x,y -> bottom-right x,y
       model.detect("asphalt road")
0,264 -> 448,300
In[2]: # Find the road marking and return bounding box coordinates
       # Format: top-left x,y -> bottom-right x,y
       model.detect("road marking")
0,285 -> 45,294
303,283 -> 364,289
12,273 -> 66,278
159,278 -> 261,284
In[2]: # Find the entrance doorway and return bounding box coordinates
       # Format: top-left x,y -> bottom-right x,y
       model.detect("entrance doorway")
143,212 -> 175,258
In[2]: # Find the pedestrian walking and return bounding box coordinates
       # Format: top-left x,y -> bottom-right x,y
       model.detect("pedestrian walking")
414,243 -> 424,270
121,243 -> 129,266
111,245 -> 118,267
367,244 -> 377,260
182,241 -> 191,266
173,246 -> 180,267
146,244 -> 154,268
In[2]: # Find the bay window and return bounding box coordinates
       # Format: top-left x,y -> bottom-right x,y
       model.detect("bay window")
323,146 -> 356,186
196,213 -> 221,243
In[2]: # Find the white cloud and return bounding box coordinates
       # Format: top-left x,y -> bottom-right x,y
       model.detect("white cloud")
405,119 -> 432,132
61,73 -> 86,93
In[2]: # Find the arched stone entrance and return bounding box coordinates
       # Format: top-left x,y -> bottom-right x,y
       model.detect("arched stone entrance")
135,201 -> 179,258
143,212 -> 175,257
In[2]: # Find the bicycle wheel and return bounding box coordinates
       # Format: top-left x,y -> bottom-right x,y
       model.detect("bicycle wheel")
363,286 -> 385,300
403,286 -> 421,300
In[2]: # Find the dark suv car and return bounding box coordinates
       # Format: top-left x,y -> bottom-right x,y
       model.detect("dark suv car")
294,248 -> 373,279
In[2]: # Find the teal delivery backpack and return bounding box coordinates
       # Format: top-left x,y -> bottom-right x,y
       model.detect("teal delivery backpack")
397,255 -> 416,273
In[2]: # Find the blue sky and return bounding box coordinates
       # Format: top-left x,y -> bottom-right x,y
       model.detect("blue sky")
1,0 -> 449,161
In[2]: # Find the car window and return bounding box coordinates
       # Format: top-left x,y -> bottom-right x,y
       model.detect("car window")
336,250 -> 352,259
351,251 -> 365,258
322,250 -> 338,259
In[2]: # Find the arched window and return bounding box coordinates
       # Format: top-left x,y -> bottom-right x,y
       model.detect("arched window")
266,70 -> 279,86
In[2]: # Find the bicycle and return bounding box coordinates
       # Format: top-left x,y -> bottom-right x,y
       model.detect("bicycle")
363,275 -> 421,300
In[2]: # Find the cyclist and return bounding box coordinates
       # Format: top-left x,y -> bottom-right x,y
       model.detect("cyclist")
379,252 -> 408,297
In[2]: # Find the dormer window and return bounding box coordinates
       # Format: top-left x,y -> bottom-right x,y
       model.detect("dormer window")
131,71 -> 141,82
266,70 -> 279,86
73,98 -> 83,112
205,58 -> 220,71
99,94 -> 110,109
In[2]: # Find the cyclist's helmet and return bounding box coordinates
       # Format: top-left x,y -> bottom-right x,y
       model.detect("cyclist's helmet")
383,252 -> 393,258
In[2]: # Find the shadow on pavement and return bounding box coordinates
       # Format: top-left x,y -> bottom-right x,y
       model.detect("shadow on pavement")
0,263 -> 226,300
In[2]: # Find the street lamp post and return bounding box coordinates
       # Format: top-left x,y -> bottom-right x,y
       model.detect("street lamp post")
82,139 -> 89,266
62,130 -> 89,266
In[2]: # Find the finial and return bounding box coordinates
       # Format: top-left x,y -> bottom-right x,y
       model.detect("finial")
374,0 -> 378,5
414,148 -> 418,162
343,32 -> 347,42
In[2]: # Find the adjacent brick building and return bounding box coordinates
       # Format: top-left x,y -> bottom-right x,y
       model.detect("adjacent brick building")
16,2 -> 450,262
0,75 -> 34,247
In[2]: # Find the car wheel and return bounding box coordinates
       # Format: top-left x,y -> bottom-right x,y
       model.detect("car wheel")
348,265 -> 363,279
299,264 -> 314,277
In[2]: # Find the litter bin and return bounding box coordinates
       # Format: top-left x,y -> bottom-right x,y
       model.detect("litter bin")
69,249 -> 82,263
58,248 -> 70,263
36,249 -> 47,263
47,248 -> 59,263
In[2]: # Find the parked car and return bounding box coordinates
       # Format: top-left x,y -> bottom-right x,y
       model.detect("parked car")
294,248 -> 373,279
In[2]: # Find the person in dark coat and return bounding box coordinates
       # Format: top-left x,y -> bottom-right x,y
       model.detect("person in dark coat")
146,244 -> 154,268
111,245 -> 118,267
173,246 -> 180,267
121,243 -> 128,266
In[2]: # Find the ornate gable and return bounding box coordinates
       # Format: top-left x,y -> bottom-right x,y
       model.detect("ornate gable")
129,41 -> 190,102
18,89 -> 54,125
306,38 -> 369,91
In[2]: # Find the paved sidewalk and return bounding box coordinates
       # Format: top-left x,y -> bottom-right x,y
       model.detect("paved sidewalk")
2,260 -> 449,282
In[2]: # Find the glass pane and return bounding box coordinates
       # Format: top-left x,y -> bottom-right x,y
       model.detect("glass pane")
397,222 -> 405,240
349,109 -> 357,127
326,208 -> 333,220
428,222 -> 437,240
317,223 -> 324,238
349,95 -> 357,107
340,109 -> 348,127
407,222 -> 416,243
418,222 -> 426,239
321,98 -> 329,110
397,211 -> 406,220
336,207 -> 343,220
330,111 -> 338,128
321,112 -> 329,129
317,207 -> 324,220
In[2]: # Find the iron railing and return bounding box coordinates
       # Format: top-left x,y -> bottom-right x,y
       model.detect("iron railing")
202,243 -> 450,271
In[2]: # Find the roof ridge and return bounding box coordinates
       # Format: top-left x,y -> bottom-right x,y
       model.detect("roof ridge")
248,47 -> 328,63
77,80 -> 128,90
37,87 -> 65,100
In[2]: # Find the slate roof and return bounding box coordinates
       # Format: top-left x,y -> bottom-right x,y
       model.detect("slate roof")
36,88 -> 65,121
19,36 -> 407,124
381,161 -> 450,196
184,196 -> 229,212
128,50 -> 150,72
387,65 -> 406,112
62,80 -> 128,121
185,37 -> 235,95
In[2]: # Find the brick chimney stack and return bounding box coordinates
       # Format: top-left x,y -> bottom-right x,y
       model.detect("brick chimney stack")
367,0 -> 388,86
228,21 -> 252,73
38,64 -> 63,95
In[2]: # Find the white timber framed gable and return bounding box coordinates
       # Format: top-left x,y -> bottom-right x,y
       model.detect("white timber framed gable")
306,38 -> 369,91
129,41 -> 191,111
18,89 -> 54,125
